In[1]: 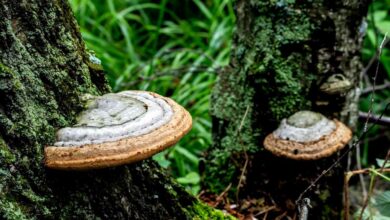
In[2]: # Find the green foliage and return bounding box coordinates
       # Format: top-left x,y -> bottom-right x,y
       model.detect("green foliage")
0,199 -> 28,220
360,0 -> 390,167
354,191 -> 390,220
375,191 -> 390,217
69,0 -> 235,194
176,172 -> 201,195
376,159 -> 390,168
362,1 -> 390,77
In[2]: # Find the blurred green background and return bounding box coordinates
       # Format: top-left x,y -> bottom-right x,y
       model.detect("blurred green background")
69,0 -> 390,196
360,0 -> 390,170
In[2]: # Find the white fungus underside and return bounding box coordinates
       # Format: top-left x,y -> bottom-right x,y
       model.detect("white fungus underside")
273,117 -> 336,142
54,91 -> 173,147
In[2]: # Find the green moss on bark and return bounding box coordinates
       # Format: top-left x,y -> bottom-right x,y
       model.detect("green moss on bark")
0,1 -> 221,219
189,201 -> 236,220
206,0 -> 316,193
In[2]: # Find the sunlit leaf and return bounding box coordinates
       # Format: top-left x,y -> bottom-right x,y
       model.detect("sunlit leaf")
375,191 -> 390,217
176,172 -> 201,185
376,159 -> 390,168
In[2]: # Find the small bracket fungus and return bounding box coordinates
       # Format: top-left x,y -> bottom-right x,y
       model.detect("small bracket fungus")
45,91 -> 192,170
319,74 -> 352,95
263,111 -> 352,160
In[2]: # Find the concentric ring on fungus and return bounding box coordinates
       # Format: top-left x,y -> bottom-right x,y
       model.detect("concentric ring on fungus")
45,91 -> 192,170
263,111 -> 352,160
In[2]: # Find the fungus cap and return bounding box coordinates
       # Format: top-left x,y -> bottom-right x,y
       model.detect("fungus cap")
263,111 -> 352,160
45,91 -> 192,170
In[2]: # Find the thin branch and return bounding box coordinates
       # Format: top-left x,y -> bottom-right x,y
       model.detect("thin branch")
236,155 -> 248,203
361,81 -> 390,95
344,172 -> 352,220
254,206 -> 277,217
359,5 -> 381,81
359,111 -> 390,126
213,183 -> 232,208
348,167 -> 390,175
235,105 -> 251,203
364,33 -> 388,132
355,143 -> 367,200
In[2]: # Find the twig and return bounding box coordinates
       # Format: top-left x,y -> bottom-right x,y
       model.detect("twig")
359,38 -> 389,81
254,205 -> 277,217
275,211 -> 288,220
356,143 -> 368,198
237,105 -> 251,134
369,168 -> 390,181
348,167 -> 390,175
363,74 -> 372,89
355,143 -> 368,200
359,150 -> 390,219
235,105 -> 251,203
344,172 -> 352,220
361,81 -> 390,95
363,33 -> 387,132
359,111 -> 390,126
262,211 -> 269,220
359,5 -> 380,81
236,155 -> 248,202
213,183 -> 232,208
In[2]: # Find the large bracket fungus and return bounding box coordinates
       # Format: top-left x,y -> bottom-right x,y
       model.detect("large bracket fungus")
45,91 -> 192,170
263,111 -> 352,160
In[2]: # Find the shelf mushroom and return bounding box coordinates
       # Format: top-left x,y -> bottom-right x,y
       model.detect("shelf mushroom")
45,91 -> 192,170
263,111 -> 352,160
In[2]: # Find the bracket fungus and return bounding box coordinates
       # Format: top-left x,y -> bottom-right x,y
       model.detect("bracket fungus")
45,91 -> 192,170
319,74 -> 352,95
263,111 -> 352,160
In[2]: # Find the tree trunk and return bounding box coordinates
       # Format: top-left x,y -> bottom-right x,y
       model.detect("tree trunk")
205,0 -> 370,218
0,1 -> 230,219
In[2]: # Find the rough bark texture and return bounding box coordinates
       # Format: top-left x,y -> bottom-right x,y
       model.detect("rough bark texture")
205,0 -> 370,219
0,1 -> 232,219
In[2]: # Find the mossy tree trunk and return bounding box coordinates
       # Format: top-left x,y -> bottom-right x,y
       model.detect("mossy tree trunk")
205,0 -> 370,219
0,1 -> 230,219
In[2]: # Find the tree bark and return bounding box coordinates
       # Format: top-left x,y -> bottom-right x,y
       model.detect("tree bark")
205,0 -> 370,218
0,1 -> 230,219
